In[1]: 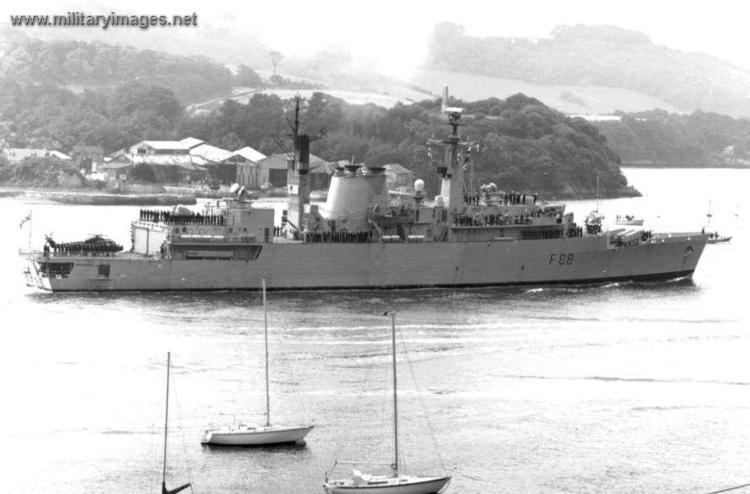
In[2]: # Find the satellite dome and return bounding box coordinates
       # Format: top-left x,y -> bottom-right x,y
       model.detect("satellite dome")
414,179 -> 425,192
229,183 -> 240,194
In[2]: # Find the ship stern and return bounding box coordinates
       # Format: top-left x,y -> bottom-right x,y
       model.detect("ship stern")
20,252 -> 52,291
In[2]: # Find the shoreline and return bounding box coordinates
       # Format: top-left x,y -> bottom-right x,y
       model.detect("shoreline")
0,188 -> 198,205
1,185 -> 640,204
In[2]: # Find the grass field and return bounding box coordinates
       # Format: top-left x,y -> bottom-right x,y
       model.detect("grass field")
411,69 -> 684,115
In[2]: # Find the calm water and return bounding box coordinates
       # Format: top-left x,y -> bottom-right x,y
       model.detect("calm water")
1,168 -> 749,494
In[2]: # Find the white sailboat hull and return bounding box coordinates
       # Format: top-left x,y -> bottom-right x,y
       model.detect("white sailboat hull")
201,424 -> 313,446
323,475 -> 451,494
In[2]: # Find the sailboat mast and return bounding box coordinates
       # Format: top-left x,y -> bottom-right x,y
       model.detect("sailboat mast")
390,312 -> 399,476
263,279 -> 270,427
28,210 -> 32,252
162,352 -> 171,488
595,175 -> 600,213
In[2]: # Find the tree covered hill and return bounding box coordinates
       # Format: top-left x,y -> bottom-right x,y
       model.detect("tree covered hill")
181,92 -> 635,199
0,79 -> 183,152
0,36 -> 232,103
593,110 -> 750,168
0,72 -> 635,198
427,23 -> 750,118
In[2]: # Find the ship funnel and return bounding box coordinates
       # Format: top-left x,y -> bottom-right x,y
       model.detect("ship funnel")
365,164 -> 386,175
344,163 -> 362,174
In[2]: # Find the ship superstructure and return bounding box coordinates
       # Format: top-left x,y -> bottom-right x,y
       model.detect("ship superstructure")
21,93 -> 707,292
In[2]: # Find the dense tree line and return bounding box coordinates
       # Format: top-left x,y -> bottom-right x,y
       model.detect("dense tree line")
0,79 -> 633,198
0,155 -> 85,188
0,79 -> 181,152
594,110 -> 750,168
179,92 -> 632,198
427,23 -> 750,118
0,38 -> 233,103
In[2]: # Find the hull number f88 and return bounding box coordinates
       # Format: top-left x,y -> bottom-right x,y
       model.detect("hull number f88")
549,253 -> 575,265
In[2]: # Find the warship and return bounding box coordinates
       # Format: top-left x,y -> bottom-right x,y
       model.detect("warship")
21,93 -> 707,292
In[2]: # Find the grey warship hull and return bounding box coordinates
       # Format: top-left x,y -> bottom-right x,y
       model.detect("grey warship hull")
22,233 -> 706,292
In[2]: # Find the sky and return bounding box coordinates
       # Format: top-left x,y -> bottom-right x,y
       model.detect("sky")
2,0 -> 749,78
231,0 -> 750,76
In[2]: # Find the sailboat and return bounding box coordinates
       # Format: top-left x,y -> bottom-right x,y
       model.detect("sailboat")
323,312 -> 452,494
162,352 -> 191,494
201,280 -> 313,446
705,200 -> 732,244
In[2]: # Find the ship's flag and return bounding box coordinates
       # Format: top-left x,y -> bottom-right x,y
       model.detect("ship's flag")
19,211 -> 31,229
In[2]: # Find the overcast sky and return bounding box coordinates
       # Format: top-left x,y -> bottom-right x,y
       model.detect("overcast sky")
3,0 -> 749,78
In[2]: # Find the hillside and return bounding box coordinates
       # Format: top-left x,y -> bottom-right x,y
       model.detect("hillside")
0,79 -> 184,152
0,33 -> 233,103
413,69 -> 682,115
181,92 -> 637,199
426,23 -> 750,117
2,23 -> 270,68
593,110 -> 750,168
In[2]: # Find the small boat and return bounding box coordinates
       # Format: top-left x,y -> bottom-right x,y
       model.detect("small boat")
615,214 -> 644,226
707,232 -> 732,244
201,280 -> 313,446
162,352 -> 192,494
704,200 -> 732,244
323,312 -> 451,494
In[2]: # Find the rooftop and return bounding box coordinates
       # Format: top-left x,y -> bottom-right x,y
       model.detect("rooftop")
140,140 -> 191,151
190,143 -> 233,163
179,137 -> 205,149
224,146 -> 267,164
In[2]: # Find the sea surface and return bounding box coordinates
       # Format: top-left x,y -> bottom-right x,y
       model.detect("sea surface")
0,168 -> 748,494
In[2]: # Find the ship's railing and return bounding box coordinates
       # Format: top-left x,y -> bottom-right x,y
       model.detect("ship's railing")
45,250 -> 117,257
467,191 -> 539,206
303,231 -> 372,243
453,209 -> 562,227
651,231 -> 700,239
172,234 -> 256,244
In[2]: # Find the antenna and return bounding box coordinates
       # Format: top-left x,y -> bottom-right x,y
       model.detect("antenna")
441,85 -> 464,115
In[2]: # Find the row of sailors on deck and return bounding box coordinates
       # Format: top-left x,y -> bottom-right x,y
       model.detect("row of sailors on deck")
139,209 -> 225,226
506,192 -> 537,205
454,210 -> 559,227
273,226 -> 372,243
304,231 -> 371,243
463,191 -> 539,206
